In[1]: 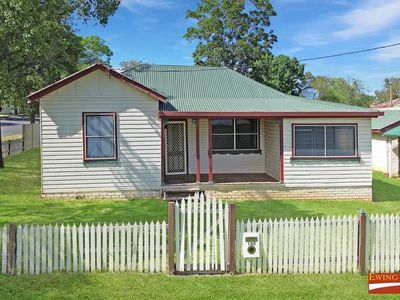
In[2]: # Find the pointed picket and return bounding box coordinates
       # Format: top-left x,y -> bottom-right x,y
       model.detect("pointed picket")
35,225 -> 40,274
23,225 -> 29,274
283,218 -> 289,274
199,193 -> 205,271
320,217 -> 325,274
205,196 -> 211,271
47,225 -> 53,273
193,194 -> 198,271
84,224 -> 90,272
212,196 -> 217,270
272,219 -> 278,274
30,225 -> 35,274
175,201 -> 180,271
309,217 -> 315,274
144,222 -> 149,272
132,223 -> 138,271
66,224 -> 71,272
90,224 -> 96,272
155,221 -> 160,272
395,215 -> 400,273
298,218 -> 304,274
54,224 -> 59,273
219,199 -> 225,271
149,222 -> 155,272
187,196 -> 192,271
121,223 -> 126,272
72,224 -> 77,273
102,224 -> 107,271
304,218 -> 309,274
342,216 -> 347,273
179,200 -> 186,272
109,223 -> 114,272
162,221 -> 167,273
127,223 -> 132,271
78,224 -> 83,273
314,217 -> 320,274
96,223 -> 102,271
336,217 -> 342,274
325,217 -> 331,273
16,225 -> 22,275
263,220 -> 268,273
115,223 -> 120,272
293,218 -> 299,274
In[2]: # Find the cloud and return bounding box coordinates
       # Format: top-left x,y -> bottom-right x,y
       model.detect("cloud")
371,38 -> 400,62
333,1 -> 400,39
121,0 -> 174,11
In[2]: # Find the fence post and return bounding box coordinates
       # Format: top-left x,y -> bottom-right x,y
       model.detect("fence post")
8,224 -> 17,274
358,209 -> 367,274
228,204 -> 236,274
168,201 -> 175,275
8,140 -> 11,156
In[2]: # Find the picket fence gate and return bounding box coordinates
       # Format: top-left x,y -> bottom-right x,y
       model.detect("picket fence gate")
236,216 -> 359,274
172,193 -> 233,274
10,222 -> 167,275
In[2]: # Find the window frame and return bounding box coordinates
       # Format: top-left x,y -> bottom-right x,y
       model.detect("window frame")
82,112 -> 118,161
291,123 -> 359,159
211,118 -> 260,152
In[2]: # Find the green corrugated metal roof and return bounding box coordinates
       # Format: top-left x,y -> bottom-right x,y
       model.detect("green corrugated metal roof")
371,110 -> 400,130
384,126 -> 400,136
123,64 -> 377,113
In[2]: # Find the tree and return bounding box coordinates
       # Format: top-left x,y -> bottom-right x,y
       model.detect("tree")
309,76 -> 374,107
184,0 -> 277,75
80,35 -> 113,67
251,54 -> 306,95
0,0 -> 119,168
374,78 -> 400,102
120,60 -> 144,71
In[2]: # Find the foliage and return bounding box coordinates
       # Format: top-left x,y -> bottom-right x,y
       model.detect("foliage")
308,75 -> 374,107
80,35 -> 113,67
120,60 -> 144,71
184,0 -> 276,75
1,148 -> 399,224
374,77 -> 400,102
251,54 -> 306,95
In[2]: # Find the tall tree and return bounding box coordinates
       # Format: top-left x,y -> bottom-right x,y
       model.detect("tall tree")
309,75 -> 374,107
80,35 -> 113,67
374,78 -> 400,102
0,0 -> 119,168
251,54 -> 306,95
120,60 -> 144,71
184,0 -> 277,75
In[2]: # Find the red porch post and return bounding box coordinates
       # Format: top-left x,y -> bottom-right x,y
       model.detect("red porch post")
195,118 -> 201,183
161,118 -> 166,185
279,118 -> 284,182
208,118 -> 214,183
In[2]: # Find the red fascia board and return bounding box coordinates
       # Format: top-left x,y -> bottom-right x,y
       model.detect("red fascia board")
380,120 -> 400,133
159,111 -> 383,118
27,63 -> 166,102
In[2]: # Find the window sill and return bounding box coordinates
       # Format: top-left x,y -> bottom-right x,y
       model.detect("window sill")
84,158 -> 118,162
290,156 -> 360,160
212,150 -> 261,155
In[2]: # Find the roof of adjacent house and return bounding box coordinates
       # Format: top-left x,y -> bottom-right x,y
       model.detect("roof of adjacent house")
370,98 -> 400,108
123,64 -> 381,117
371,109 -> 400,134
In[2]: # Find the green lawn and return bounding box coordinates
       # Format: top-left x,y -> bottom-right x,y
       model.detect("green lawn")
1,148 -> 400,299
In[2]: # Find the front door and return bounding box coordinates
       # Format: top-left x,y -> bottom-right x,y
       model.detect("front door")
165,121 -> 187,175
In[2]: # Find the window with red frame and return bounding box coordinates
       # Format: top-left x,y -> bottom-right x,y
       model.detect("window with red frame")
293,124 -> 357,157
83,113 -> 117,160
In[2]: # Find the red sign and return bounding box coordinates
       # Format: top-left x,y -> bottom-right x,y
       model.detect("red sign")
369,273 -> 400,294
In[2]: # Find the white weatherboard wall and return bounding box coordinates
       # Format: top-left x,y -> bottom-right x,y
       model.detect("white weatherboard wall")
187,119 -> 266,174
40,70 -> 161,197
372,134 -> 399,177
283,118 -> 372,188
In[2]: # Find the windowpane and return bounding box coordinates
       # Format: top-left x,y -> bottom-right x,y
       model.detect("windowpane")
236,119 -> 257,133
86,115 -> 114,136
212,135 -> 234,149
295,126 -> 325,156
86,137 -> 114,158
326,126 -> 355,156
236,134 -> 257,149
212,119 -> 233,134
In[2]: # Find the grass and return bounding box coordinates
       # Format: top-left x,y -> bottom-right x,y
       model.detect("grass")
1,148 -> 400,299
1,148 -> 400,225
0,273 -> 396,300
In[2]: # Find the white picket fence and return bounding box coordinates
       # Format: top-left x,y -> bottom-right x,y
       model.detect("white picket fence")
368,214 -> 400,273
175,193 -> 230,272
1,225 -> 7,274
236,216 -> 359,274
13,222 -> 167,275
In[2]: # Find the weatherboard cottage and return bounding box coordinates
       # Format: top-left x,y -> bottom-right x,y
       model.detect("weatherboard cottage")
28,63 -> 382,200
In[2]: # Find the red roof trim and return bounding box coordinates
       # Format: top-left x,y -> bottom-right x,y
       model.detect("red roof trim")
159,111 -> 383,118
27,63 -> 167,102
379,120 -> 400,133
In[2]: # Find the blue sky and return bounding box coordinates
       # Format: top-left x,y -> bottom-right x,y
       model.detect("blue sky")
77,0 -> 400,93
